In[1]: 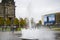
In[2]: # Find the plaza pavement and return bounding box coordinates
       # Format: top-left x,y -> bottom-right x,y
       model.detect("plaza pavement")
0,31 -> 60,40
0,31 -> 21,40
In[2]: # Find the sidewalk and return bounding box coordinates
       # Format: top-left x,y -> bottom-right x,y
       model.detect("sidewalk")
13,31 -> 22,37
14,31 -> 22,34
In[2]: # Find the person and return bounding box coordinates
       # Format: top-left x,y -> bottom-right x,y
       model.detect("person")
14,26 -> 16,31
10,26 -> 14,33
5,26 -> 7,31
16,26 -> 19,31
2,26 -> 4,31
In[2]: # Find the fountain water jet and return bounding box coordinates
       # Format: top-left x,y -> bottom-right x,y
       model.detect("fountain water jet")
20,0 -> 55,40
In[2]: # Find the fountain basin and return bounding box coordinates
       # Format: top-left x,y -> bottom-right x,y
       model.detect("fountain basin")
20,37 -> 38,40
21,28 -> 40,39
20,27 -> 55,40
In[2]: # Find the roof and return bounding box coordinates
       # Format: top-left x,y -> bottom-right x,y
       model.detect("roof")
43,12 -> 60,16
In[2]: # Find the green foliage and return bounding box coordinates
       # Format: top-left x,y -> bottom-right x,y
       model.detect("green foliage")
52,28 -> 60,31
13,18 -> 19,26
36,20 -> 42,26
31,18 -> 34,24
6,18 -> 11,26
17,28 -> 21,31
38,20 -> 42,25
0,17 -> 4,26
19,18 -> 26,28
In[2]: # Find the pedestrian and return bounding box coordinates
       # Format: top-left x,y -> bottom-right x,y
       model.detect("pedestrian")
14,26 -> 16,31
10,26 -> 14,33
2,26 -> 4,31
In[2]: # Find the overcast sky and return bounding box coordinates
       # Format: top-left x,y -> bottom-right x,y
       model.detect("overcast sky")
0,0 -> 60,23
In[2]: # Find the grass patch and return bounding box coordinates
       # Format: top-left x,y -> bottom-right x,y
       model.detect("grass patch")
17,28 -> 21,31
6,28 -> 10,31
0,28 -> 2,30
52,28 -> 60,31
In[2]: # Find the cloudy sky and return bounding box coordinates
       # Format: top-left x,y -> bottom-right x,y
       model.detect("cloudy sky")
0,0 -> 60,23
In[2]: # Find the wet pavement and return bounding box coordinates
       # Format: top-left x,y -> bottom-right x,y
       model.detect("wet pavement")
0,31 -> 60,40
0,32 -> 21,40
55,31 -> 60,40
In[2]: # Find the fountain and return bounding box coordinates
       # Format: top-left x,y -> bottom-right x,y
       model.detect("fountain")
20,25 -> 55,40
19,14 -> 55,40
19,0 -> 55,40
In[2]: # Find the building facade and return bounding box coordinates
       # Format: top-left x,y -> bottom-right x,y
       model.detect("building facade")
0,0 -> 15,26
42,12 -> 60,26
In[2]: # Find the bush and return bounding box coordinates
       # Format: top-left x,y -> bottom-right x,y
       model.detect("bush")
17,28 -> 21,31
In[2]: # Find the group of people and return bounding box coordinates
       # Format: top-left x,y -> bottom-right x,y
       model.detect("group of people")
11,26 -> 17,32
1,26 -> 18,32
1,26 -> 7,31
